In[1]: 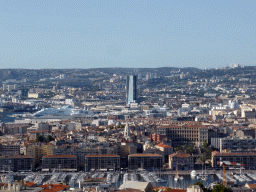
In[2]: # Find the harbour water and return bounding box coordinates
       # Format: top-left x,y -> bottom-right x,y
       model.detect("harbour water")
0,112 -> 26,123
4,171 -> 256,189
156,173 -> 256,189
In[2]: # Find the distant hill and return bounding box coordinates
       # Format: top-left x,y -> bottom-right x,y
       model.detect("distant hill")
0,66 -> 255,82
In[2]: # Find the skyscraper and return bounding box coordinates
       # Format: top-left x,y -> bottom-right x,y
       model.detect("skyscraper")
126,75 -> 137,105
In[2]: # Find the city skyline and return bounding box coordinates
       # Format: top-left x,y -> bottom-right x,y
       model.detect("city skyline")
1,0 -> 256,69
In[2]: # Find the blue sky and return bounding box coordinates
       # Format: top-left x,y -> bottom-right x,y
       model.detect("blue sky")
0,0 -> 256,69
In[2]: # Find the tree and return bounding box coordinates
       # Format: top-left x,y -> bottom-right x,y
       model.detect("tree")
175,146 -> 182,152
200,155 -> 206,165
212,184 -> 231,192
35,135 -> 44,142
46,135 -> 54,143
184,145 -> 194,154
194,181 -> 204,188
194,181 -> 211,192
203,140 -> 208,148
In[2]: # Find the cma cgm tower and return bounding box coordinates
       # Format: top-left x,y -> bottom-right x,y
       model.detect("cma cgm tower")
126,75 -> 137,105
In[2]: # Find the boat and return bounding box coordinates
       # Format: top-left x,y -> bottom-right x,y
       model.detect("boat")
233,174 -> 245,182
247,173 -> 256,181
225,174 -> 237,183
216,173 -> 223,180
174,165 -> 181,181
174,176 -> 179,181
201,175 -> 207,181
199,165 -> 208,181
123,173 -> 129,183
190,170 -> 197,178
240,174 -> 252,182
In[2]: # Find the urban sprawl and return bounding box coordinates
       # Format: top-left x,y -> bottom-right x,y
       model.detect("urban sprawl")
1,65 -> 256,191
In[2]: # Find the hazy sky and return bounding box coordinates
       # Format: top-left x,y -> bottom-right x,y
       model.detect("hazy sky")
1,0 -> 256,69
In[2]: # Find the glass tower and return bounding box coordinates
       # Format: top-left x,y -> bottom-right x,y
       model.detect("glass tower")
126,75 -> 137,105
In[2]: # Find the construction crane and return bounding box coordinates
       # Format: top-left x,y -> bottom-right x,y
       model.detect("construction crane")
220,161 -> 226,186
218,160 -> 245,186
219,161 -> 232,186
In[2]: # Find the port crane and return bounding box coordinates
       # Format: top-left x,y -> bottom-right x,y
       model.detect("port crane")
218,161 -> 245,186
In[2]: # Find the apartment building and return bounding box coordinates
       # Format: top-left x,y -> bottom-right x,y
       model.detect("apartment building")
42,155 -> 77,171
0,155 -> 34,172
155,143 -> 173,163
85,154 -> 120,171
112,143 -> 137,168
212,151 -> 256,169
128,154 -> 163,170
169,152 -> 194,170
219,137 -> 256,152
53,145 -> 114,171
156,123 -> 209,147
0,144 -> 20,156
26,144 -> 54,167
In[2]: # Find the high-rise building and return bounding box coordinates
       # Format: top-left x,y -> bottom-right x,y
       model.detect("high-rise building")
126,75 -> 137,105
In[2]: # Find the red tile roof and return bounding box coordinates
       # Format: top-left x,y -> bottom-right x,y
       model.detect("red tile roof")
212,151 -> 256,157
22,181 -> 36,187
39,184 -> 69,192
155,143 -> 173,149
169,152 -> 190,158
246,184 -> 256,189
43,155 -> 76,158
129,154 -> 163,157
86,154 -> 120,157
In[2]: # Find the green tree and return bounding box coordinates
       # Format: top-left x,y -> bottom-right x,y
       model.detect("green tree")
200,155 -> 206,164
212,184 -> 231,192
185,145 -> 194,154
194,181 -> 204,188
119,125 -> 125,128
175,146 -> 182,152
203,140 -> 208,148
194,181 -> 211,192
46,135 -> 54,143
35,135 -> 44,142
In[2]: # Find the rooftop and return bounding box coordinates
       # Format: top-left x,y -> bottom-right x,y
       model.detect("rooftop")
129,154 -> 163,157
42,155 -> 76,158
0,155 -> 33,159
86,154 -> 120,158
169,152 -> 191,158
155,143 -> 172,149
38,184 -> 69,192
212,151 -> 256,157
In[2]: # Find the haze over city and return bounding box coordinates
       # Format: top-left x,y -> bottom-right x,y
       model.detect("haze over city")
1,0 -> 256,69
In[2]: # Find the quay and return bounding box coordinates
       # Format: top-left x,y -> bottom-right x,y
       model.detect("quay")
156,170 -> 256,175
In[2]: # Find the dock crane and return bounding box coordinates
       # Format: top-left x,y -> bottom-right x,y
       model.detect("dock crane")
219,161 -> 227,186
218,160 -> 245,186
